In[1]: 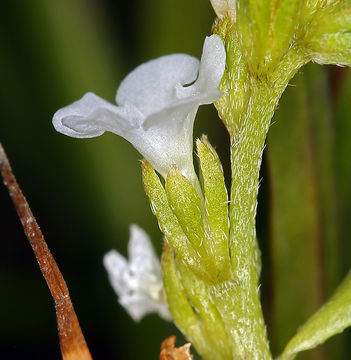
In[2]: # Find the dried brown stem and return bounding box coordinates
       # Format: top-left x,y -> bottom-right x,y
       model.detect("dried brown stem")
159,336 -> 193,360
0,143 -> 92,360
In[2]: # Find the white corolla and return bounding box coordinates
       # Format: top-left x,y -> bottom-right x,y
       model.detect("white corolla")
103,224 -> 171,322
53,35 -> 225,184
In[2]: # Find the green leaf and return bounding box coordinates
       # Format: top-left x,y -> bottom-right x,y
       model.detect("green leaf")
279,269 -> 351,360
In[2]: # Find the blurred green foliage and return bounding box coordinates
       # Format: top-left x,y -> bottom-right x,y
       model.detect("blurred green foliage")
0,0 -> 350,359
267,62 -> 351,359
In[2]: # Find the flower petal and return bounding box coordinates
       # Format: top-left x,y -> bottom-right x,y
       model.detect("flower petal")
104,225 -> 172,322
53,92 -> 141,138
119,291 -> 171,322
140,36 -> 226,181
53,36 -> 226,185
118,291 -> 157,322
176,35 -> 226,100
103,250 -> 129,295
127,225 -> 167,303
140,102 -> 197,180
116,54 -> 200,117
128,224 -> 160,277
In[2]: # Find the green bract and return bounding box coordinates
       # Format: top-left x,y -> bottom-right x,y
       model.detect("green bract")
143,135 -> 231,285
142,160 -> 208,280
165,166 -> 206,251
215,19 -> 250,137
197,136 -> 230,281
265,0 -> 302,69
302,3 -> 351,65
162,243 -> 232,360
236,0 -> 271,73
161,243 -> 213,357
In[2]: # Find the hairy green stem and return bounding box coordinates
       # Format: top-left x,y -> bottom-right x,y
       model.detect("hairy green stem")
216,38 -> 307,357
226,82 -> 280,360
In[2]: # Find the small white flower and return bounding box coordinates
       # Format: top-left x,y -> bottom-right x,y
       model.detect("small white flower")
103,224 -> 171,322
53,35 -> 225,183
210,0 -> 236,20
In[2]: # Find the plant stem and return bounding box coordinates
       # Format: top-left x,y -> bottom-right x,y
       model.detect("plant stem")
214,35 -> 307,357
225,82 -> 280,360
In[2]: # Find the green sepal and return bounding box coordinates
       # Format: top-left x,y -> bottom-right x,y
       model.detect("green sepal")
301,0 -> 341,23
142,160 -> 203,276
177,260 -> 232,360
165,165 -> 206,252
265,0 -> 303,69
278,269 -> 351,360
161,242 -> 220,360
236,0 -> 271,74
213,18 -> 250,137
197,136 -> 230,281
302,3 -> 351,66
165,165 -> 226,284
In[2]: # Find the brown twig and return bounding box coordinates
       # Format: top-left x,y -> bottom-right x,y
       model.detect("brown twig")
0,143 -> 92,360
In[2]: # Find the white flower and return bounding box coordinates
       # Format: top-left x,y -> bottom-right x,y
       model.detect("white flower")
103,224 -> 171,322
53,35 -> 225,184
210,0 -> 236,20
